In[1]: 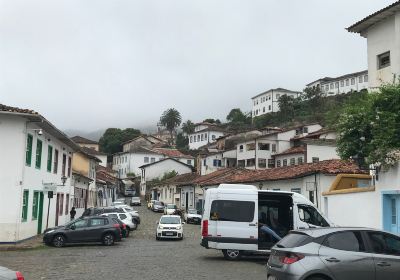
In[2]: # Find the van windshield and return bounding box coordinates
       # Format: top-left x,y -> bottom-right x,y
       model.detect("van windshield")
298,205 -> 329,227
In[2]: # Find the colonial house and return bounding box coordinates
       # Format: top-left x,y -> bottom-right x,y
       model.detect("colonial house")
0,104 -> 79,243
122,135 -> 167,152
306,70 -> 369,95
323,160 -> 400,235
139,158 -> 194,197
71,136 -> 108,167
198,149 -> 237,175
188,122 -> 226,150
96,165 -> 118,207
71,148 -> 101,217
236,124 -> 322,169
251,88 -> 301,118
112,147 -> 194,180
347,1 -> 400,89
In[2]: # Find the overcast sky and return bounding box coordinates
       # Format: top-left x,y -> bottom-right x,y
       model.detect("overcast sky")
0,0 -> 394,132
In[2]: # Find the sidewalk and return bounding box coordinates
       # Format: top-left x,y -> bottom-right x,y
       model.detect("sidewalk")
0,235 -> 45,251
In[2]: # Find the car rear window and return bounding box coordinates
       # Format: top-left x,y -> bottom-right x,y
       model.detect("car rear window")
210,200 -> 255,222
323,231 -> 365,252
276,232 -> 312,248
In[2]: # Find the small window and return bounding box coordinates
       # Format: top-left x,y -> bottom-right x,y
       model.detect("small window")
258,143 -> 270,150
378,51 -> 390,69
190,136 -> 193,143
268,159 -> 275,168
335,82 -> 339,88
346,79 -> 349,86
312,157 -> 319,163
144,157 -> 149,163
276,160 -> 281,167
53,149 -> 59,174
258,158 -> 267,168
246,143 -> 255,151
340,80 -> 344,87
324,231 -> 365,252
32,191 -> 39,220
197,135 -> 201,141
364,75 -> 368,82
90,218 -> 106,226
151,157 -> 155,163
271,144 -> 276,152
283,159 -> 287,166
359,76 -> 363,83
276,94 -> 281,99
330,83 -> 334,89
246,159 -> 255,167
203,159 -> 206,166
205,133 -> 208,139
26,134 -> 33,166
212,135 -> 216,140
210,200 -> 255,222
201,134 -> 204,141
35,139 -> 43,169
290,158 -> 295,166
68,156 -> 72,177
22,190 -> 29,222
263,107 -> 265,113
268,105 -> 271,111
351,78 -> 355,85
298,157 -> 303,165
187,160 -> 191,165
325,85 -> 329,91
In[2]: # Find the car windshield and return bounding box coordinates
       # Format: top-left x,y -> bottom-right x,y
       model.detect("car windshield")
154,201 -> 164,206
160,217 -> 180,224
167,205 -> 176,209
188,209 -> 198,214
132,197 -> 140,201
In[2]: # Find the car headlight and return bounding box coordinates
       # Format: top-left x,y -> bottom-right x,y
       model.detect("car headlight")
176,225 -> 181,230
45,229 -> 55,234
158,225 -> 164,229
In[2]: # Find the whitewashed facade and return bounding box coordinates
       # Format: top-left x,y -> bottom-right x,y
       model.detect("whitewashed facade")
188,123 -> 225,150
252,88 -> 301,118
0,109 -> 78,243
348,2 -> 400,89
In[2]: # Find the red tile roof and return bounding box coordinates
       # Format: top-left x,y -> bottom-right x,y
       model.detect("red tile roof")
96,170 -> 118,184
71,135 -> 98,145
153,148 -> 194,159
0,104 -> 39,115
273,146 -> 306,157
193,160 -> 365,186
163,172 -> 200,186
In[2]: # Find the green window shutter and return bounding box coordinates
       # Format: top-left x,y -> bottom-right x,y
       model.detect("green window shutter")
47,146 -> 53,172
35,140 -> 42,169
32,192 -> 38,220
22,190 -> 29,222
26,134 -> 33,166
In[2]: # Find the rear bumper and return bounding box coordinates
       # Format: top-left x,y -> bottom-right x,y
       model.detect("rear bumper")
266,264 -> 304,280
200,238 -> 209,248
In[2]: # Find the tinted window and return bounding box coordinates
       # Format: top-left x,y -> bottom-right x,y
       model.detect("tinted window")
210,200 -> 255,222
109,214 -> 118,218
298,205 -> 329,227
368,232 -> 400,256
71,219 -> 88,229
324,231 -> 365,252
119,214 -> 127,220
277,233 -> 312,248
90,218 -> 106,226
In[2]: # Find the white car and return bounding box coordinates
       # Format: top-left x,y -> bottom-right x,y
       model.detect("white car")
164,204 -> 178,215
101,212 -> 137,231
114,205 -> 141,226
184,209 -> 202,224
111,201 -> 125,207
156,215 -> 184,240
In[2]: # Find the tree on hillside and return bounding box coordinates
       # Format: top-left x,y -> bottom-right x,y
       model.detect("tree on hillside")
278,95 -> 296,122
99,128 -> 141,154
302,87 -> 324,116
181,120 -> 195,134
336,83 -> 400,167
175,132 -> 189,149
203,118 -> 221,124
226,108 -> 250,124
160,108 -> 182,143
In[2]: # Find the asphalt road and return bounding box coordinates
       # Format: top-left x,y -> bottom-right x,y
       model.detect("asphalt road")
0,205 -> 268,280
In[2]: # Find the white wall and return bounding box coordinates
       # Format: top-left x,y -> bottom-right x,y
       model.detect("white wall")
274,153 -> 304,167
366,12 -> 400,88
252,89 -> 300,117
188,130 -> 224,150
0,116 -> 74,242
97,155 -> 107,167
306,144 -> 339,163
321,74 -> 369,95
142,160 -> 192,182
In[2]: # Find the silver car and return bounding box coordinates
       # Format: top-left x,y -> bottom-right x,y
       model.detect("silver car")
0,266 -> 25,280
267,227 -> 400,280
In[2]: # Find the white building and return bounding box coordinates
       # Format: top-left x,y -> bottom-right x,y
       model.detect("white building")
139,158 -> 193,197
251,88 -> 301,118
0,104 -> 79,243
199,149 -> 237,175
306,70 -> 369,95
188,122 -> 226,150
347,1 -> 400,89
236,124 -> 322,169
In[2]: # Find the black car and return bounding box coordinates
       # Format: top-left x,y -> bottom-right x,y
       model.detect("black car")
43,216 -> 122,247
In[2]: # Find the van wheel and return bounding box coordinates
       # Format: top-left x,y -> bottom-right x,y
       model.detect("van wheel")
222,249 -> 241,260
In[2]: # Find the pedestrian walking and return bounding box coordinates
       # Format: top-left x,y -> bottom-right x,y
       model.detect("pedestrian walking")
69,207 -> 76,221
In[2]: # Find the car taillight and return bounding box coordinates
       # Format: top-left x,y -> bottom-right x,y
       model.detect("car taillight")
16,271 -> 24,280
122,224 -> 126,229
279,253 -> 304,264
113,224 -> 121,230
202,220 -> 208,237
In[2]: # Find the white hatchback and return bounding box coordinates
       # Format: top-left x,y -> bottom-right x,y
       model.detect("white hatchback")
156,215 -> 184,240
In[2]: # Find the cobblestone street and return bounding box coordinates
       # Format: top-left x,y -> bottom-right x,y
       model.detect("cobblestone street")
0,206 -> 268,279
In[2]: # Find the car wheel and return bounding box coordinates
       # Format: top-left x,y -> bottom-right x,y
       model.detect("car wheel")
222,249 -> 241,261
131,222 -> 138,230
306,277 -> 328,280
52,235 -> 66,248
102,233 -> 115,246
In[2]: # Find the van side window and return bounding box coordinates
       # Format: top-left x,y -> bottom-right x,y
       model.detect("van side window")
210,200 -> 255,222
298,205 -> 329,227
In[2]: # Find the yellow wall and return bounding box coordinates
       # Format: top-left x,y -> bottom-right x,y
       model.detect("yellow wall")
323,174 -> 373,196
72,152 -> 90,177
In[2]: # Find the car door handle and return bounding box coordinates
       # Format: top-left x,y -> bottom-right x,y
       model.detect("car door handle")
249,223 -> 257,226
325,257 -> 340,263
377,262 -> 391,267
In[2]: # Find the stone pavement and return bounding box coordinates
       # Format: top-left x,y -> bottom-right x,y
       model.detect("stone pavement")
0,205 -> 268,279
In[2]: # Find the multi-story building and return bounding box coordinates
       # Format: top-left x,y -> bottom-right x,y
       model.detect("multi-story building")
71,136 -> 108,167
0,104 -> 79,242
347,1 -> 400,89
188,122 -> 226,150
251,88 -> 301,118
306,70 -> 369,95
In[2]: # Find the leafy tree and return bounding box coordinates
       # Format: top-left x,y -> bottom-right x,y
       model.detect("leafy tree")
160,108 -> 182,143
99,128 -> 141,154
181,120 -> 195,134
226,108 -> 249,123
203,118 -> 221,124
278,95 -> 296,122
175,132 -> 189,149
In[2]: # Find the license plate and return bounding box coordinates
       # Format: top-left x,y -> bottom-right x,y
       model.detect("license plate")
165,232 -> 173,236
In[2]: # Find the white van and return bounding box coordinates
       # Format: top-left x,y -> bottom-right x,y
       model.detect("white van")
200,184 -> 333,260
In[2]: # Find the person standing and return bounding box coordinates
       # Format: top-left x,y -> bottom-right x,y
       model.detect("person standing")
69,207 -> 76,221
